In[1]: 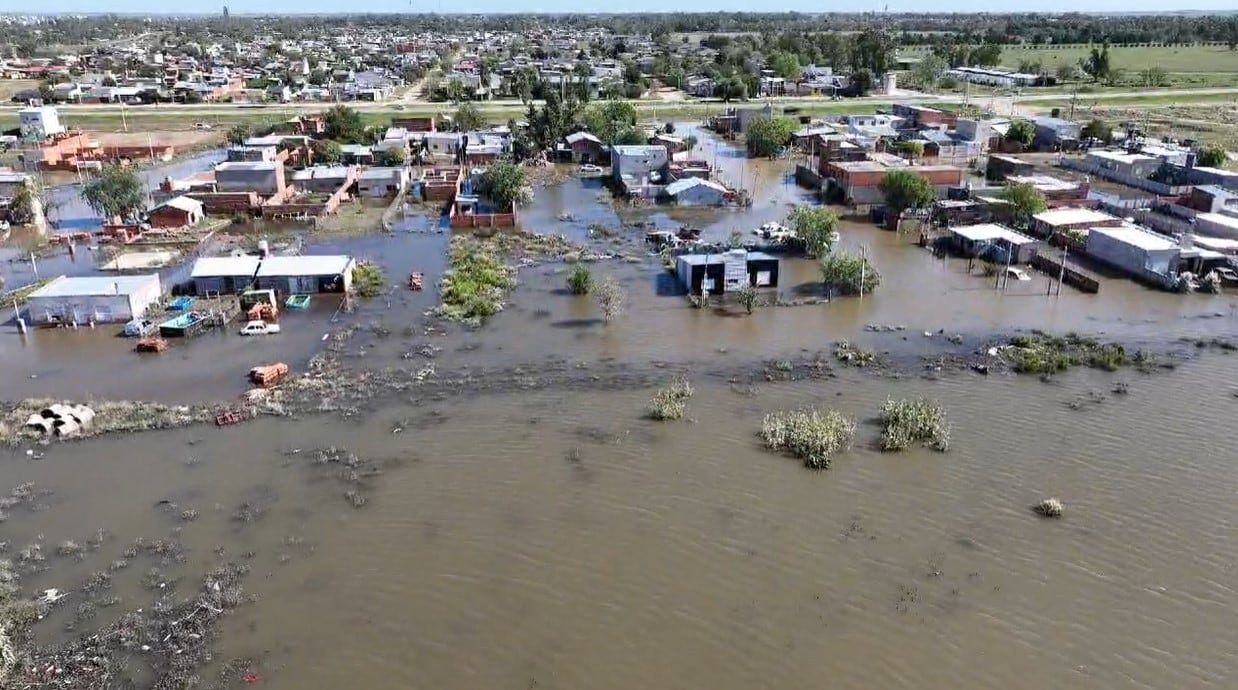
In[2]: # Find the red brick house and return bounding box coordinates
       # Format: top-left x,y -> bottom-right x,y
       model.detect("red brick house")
148,196 -> 205,228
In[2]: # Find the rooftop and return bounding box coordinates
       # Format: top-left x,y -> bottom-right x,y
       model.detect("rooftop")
664,177 -> 728,195
1089,224 -> 1178,252
191,255 -> 262,278
1033,207 -> 1116,227
255,254 -> 354,277
951,223 -> 1038,245
28,274 -> 159,299
1197,212 -> 1238,230
215,161 -> 277,173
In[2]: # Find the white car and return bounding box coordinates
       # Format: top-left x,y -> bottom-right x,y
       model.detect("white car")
239,320 -> 281,336
578,164 -> 604,175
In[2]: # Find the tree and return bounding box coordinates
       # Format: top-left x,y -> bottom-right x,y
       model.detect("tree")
767,51 -> 801,81
999,183 -> 1048,229
745,115 -> 797,158
715,75 -> 748,102
453,102 -> 485,131
786,205 -> 840,257
312,139 -> 343,164
324,104 -> 366,143
377,147 -> 407,167
968,44 -> 1003,67
80,164 -> 146,222
851,27 -> 895,75
596,276 -> 626,322
878,169 -> 935,231
849,69 -> 874,96
1055,63 -> 1078,83
1005,119 -> 1036,148
1081,118 -> 1111,144
582,99 -> 637,145
820,249 -> 880,296
1198,144 -> 1230,169
480,160 -> 532,210
225,123 -> 252,145
912,54 -> 947,91
1080,43 -> 1112,83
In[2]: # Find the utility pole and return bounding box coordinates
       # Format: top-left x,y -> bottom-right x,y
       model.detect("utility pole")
859,245 -> 867,299
1057,245 -> 1067,296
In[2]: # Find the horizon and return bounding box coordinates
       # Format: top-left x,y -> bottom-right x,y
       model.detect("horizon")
10,4 -> 1238,16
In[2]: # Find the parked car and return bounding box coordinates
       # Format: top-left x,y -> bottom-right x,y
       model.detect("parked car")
193,122 -> 212,130
1212,266 -> 1238,285
1004,267 -> 1032,282
239,320 -> 281,336
578,164 -> 604,175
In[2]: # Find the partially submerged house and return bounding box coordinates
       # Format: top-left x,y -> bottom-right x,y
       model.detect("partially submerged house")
662,177 -> 729,206
25,274 -> 162,325
254,255 -> 354,295
147,196 -> 205,228
948,223 -> 1041,264
675,250 -> 780,295
190,255 -> 262,296
358,167 -> 410,198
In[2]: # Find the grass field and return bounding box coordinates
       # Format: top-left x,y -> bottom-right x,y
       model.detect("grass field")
0,79 -> 40,101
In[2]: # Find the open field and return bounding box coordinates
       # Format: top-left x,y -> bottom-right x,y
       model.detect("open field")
0,78 -> 40,101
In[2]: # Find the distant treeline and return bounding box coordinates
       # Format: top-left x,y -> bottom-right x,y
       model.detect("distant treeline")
4,13 -> 1238,56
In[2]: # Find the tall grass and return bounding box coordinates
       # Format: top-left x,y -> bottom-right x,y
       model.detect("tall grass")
761,407 -> 856,469
646,377 -> 694,421
878,397 -> 950,452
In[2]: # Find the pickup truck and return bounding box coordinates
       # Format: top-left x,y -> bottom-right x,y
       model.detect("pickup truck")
239,320 -> 281,336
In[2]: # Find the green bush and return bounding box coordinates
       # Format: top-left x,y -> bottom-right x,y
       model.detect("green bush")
820,250 -> 880,296
761,407 -> 856,469
879,397 -> 950,452
646,376 -> 694,421
435,242 -> 516,323
351,264 -> 385,298
567,265 -> 594,295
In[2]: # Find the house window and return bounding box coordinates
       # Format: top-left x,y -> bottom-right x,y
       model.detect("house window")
756,271 -> 772,286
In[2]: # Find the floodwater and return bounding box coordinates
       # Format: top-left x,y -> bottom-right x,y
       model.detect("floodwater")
3,125 -> 1238,689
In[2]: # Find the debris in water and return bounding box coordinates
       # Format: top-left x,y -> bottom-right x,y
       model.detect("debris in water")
1034,498 -> 1064,518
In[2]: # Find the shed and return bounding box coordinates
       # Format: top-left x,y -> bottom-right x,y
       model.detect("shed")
26,274 -> 162,326
675,250 -> 779,296
148,195 -> 205,229
255,255 -> 355,295
1031,207 -> 1119,237
190,255 -> 262,296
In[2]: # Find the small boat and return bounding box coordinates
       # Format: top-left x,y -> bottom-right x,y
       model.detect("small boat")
123,318 -> 156,337
286,294 -> 311,310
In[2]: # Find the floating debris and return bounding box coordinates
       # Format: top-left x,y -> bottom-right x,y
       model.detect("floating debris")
1034,498 -> 1064,518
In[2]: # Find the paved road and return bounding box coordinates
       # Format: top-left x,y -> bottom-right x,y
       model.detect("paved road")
3,86 -> 1235,118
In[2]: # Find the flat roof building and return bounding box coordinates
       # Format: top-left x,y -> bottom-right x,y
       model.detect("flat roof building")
25,274 -> 162,326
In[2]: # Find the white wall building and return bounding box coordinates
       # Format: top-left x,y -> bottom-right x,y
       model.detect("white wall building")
25,274 -> 162,325
18,106 -> 65,140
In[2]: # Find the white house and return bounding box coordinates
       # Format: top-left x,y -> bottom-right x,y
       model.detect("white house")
25,274 -> 162,325
663,177 -> 729,206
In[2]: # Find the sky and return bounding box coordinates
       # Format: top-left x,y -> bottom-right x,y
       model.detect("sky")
20,2 -> 1238,14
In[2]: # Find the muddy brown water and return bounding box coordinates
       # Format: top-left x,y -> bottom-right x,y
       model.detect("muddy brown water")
4,357 -> 1238,689
3,126 -> 1238,688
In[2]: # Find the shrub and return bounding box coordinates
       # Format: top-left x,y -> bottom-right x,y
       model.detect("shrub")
596,276 -> 626,322
437,250 -> 516,322
646,376 -> 694,421
878,397 -> 950,452
820,250 -> 880,296
351,263 -> 385,298
566,265 -> 594,295
760,407 -> 856,469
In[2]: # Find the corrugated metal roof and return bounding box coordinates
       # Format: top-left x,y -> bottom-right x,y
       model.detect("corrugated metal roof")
28,274 -> 159,299
158,195 -> 204,213
256,255 -> 353,277
191,255 -> 262,278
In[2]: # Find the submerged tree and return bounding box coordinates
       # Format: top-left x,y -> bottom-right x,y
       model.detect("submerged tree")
999,183 -> 1048,229
785,205 -> 840,258
878,169 -> 935,231
80,164 -> 145,222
